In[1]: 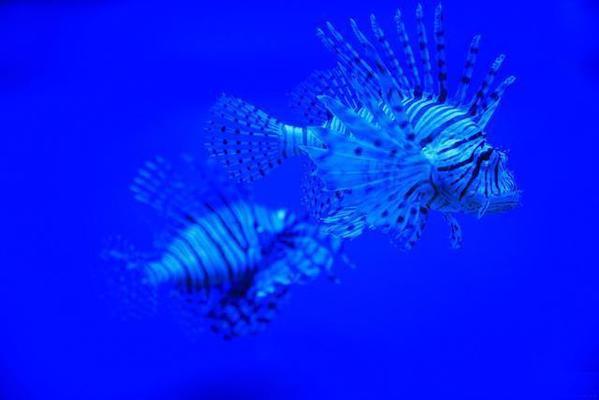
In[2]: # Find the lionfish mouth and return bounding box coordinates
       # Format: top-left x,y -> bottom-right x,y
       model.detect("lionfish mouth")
477,190 -> 521,217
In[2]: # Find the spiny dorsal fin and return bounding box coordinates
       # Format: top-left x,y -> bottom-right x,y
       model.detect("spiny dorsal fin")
290,67 -> 363,125
416,4 -> 434,96
469,54 -> 505,116
370,14 -> 410,91
434,4 -> 449,102
314,5 -> 516,123
476,75 -> 517,128
319,21 -> 382,98
350,18 -> 400,95
454,34 -> 482,105
395,9 -> 422,96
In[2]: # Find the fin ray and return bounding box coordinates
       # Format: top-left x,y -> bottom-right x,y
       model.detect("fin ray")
205,95 -> 288,182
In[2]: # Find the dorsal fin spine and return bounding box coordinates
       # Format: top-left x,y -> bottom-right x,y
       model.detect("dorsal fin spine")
469,54 -> 505,116
395,9 -> 422,96
476,75 -> 516,128
454,34 -> 481,106
416,3 -> 434,97
321,22 -> 381,97
434,4 -> 449,103
370,14 -> 410,92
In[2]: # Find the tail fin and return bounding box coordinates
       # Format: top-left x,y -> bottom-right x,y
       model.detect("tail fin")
205,95 -> 290,183
101,237 -> 158,320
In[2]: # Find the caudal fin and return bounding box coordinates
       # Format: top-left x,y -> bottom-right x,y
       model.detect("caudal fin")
205,95 -> 290,183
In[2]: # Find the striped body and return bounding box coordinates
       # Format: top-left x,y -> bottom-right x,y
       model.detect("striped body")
118,155 -> 347,338
140,198 -> 342,303
144,202 -> 283,293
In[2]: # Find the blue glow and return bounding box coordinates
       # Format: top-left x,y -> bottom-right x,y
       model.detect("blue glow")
2,1 -> 599,399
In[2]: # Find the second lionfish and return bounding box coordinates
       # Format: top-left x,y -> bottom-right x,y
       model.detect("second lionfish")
106,157 -> 348,339
206,4 -> 520,250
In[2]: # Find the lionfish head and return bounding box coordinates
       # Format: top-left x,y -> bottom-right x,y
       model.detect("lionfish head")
460,149 -> 520,216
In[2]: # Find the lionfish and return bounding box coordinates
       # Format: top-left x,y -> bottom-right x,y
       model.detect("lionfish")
205,4 -> 519,250
107,156 -> 347,339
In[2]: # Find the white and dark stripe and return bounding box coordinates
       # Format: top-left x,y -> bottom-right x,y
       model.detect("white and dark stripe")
145,203 -> 277,293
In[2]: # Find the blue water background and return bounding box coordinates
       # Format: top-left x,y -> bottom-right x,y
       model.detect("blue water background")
1,1 -> 599,399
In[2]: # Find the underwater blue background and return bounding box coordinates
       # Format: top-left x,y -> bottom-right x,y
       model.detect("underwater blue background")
1,0 -> 599,399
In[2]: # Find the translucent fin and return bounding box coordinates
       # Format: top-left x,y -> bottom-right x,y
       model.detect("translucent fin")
443,213 -> 463,249
434,4 -> 449,102
314,5 -> 515,119
330,66 -> 363,110
101,236 -> 159,320
317,95 -> 397,147
395,9 -> 422,95
301,160 -> 343,222
303,96 -> 434,245
205,95 -> 289,183
454,35 -> 482,105
349,18 -> 398,90
316,22 -> 381,100
130,155 -> 247,226
389,204 -> 430,250
469,54 -> 505,116
290,71 -> 333,125
370,14 -> 410,91
375,75 -> 419,144
130,155 -> 196,224
289,68 -> 359,124
415,4 -> 434,96
319,70 -> 417,148
476,75 -> 516,129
